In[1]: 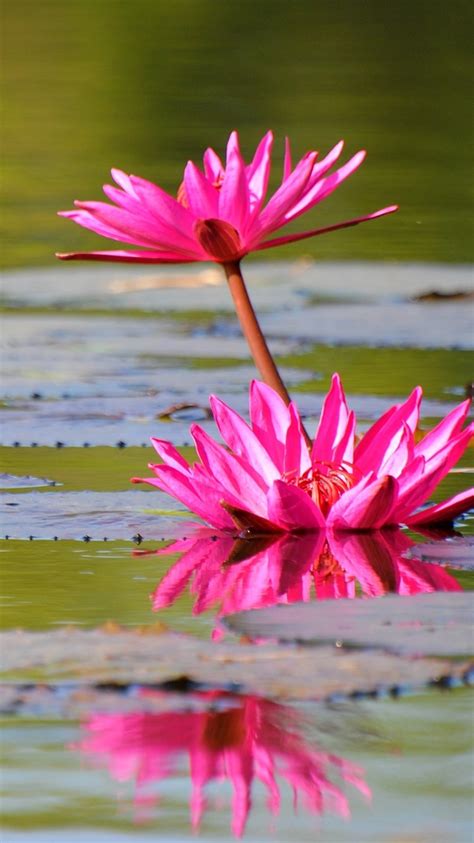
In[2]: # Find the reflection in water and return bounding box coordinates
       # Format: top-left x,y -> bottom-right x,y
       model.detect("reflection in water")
73,691 -> 370,837
140,528 -> 461,633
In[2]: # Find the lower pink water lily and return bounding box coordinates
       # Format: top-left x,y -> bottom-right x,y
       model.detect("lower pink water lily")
133,376 -> 473,533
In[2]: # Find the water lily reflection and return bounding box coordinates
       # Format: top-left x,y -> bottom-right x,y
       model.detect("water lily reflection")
144,529 -> 461,628
73,691 -> 370,837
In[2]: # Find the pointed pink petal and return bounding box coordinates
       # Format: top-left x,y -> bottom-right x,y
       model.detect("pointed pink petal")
266,479 -> 326,531
246,130 -> 274,218
284,401 -> 312,477
312,373 -> 352,464
249,381 -> 291,472
111,168 -> 139,196
56,249 -> 198,263
283,137 -> 293,181
252,152 -> 317,241
283,150 -> 366,223
203,146 -> 224,182
255,205 -> 399,251
354,387 -> 422,476
209,394 -> 280,482
328,475 -> 399,530
218,131 -> 249,234
393,424 -> 474,521
191,424 -> 269,515
415,399 -> 471,461
304,141 -> 344,191
378,422 -> 414,477
137,464 -> 234,530
150,438 -> 190,471
405,488 -> 474,527
129,174 -> 196,233
183,161 -> 219,219
72,200 -> 200,255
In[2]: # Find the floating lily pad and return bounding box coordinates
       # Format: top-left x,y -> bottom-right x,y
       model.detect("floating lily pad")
0,625 -> 470,701
0,490 -> 188,541
0,473 -> 58,490
224,592 -> 474,658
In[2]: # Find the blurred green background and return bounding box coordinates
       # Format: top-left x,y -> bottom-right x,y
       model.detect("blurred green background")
1,0 -> 473,267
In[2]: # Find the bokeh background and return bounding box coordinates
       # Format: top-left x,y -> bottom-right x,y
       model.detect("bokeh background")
1,0 -> 473,267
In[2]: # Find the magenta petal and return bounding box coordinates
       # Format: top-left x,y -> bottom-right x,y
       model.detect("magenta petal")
415,399 -> 471,461
255,205 -> 399,252
191,424 -> 269,515
218,131 -> 249,234
284,150 -> 366,223
328,475 -> 399,530
249,380 -> 291,472
405,488 -> 474,527
253,152 -> 316,241
142,464 -> 234,530
209,394 -> 280,482
354,387 -> 422,476
246,130 -> 274,218
150,438 -> 190,471
312,373 -> 352,464
56,249 -> 198,263
267,480 -> 326,531
183,161 -> 219,219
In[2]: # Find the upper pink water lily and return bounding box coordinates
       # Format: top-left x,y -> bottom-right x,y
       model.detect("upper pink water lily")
57,131 -> 397,264
133,376 -> 473,533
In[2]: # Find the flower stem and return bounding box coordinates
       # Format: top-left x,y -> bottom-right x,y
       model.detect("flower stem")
223,261 -> 312,448
223,261 -> 292,404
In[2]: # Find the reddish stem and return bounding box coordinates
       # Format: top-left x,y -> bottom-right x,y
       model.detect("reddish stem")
222,260 -> 312,448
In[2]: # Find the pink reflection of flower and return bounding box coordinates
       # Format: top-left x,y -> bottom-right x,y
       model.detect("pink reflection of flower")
148,528 -> 461,625
73,692 -> 370,837
133,376 -> 473,533
57,131 -> 397,264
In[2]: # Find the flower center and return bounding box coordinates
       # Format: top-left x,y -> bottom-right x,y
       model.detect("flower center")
288,461 -> 355,516
194,218 -> 243,262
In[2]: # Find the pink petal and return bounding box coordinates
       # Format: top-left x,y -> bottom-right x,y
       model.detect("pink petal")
56,249 -> 197,263
202,146 -> 224,182
378,422 -> 414,477
415,399 -> 471,461
327,475 -> 399,530
255,205 -> 399,251
392,425 -> 474,521
150,438 -> 190,471
218,131 -> 249,234
137,464 -> 234,530
209,394 -> 280,483
405,488 -> 474,527
284,401 -> 312,477
354,387 -> 422,476
129,174 -> 197,238
312,373 -> 353,465
304,140 -> 344,192
73,201 -> 200,256
249,380 -> 291,472
246,130 -> 274,218
183,161 -> 219,219
266,480 -> 326,531
191,424 -> 269,515
283,137 -> 293,181
283,150 -> 366,224
111,168 -> 139,196
252,152 -> 317,242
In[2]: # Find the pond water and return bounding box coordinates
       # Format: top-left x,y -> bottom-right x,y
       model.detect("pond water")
2,1 -> 474,838
1,261 -> 473,842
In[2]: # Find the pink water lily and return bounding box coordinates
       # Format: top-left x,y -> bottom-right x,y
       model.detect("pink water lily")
74,691 -> 370,836
133,376 -> 473,533
57,131 -> 397,265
